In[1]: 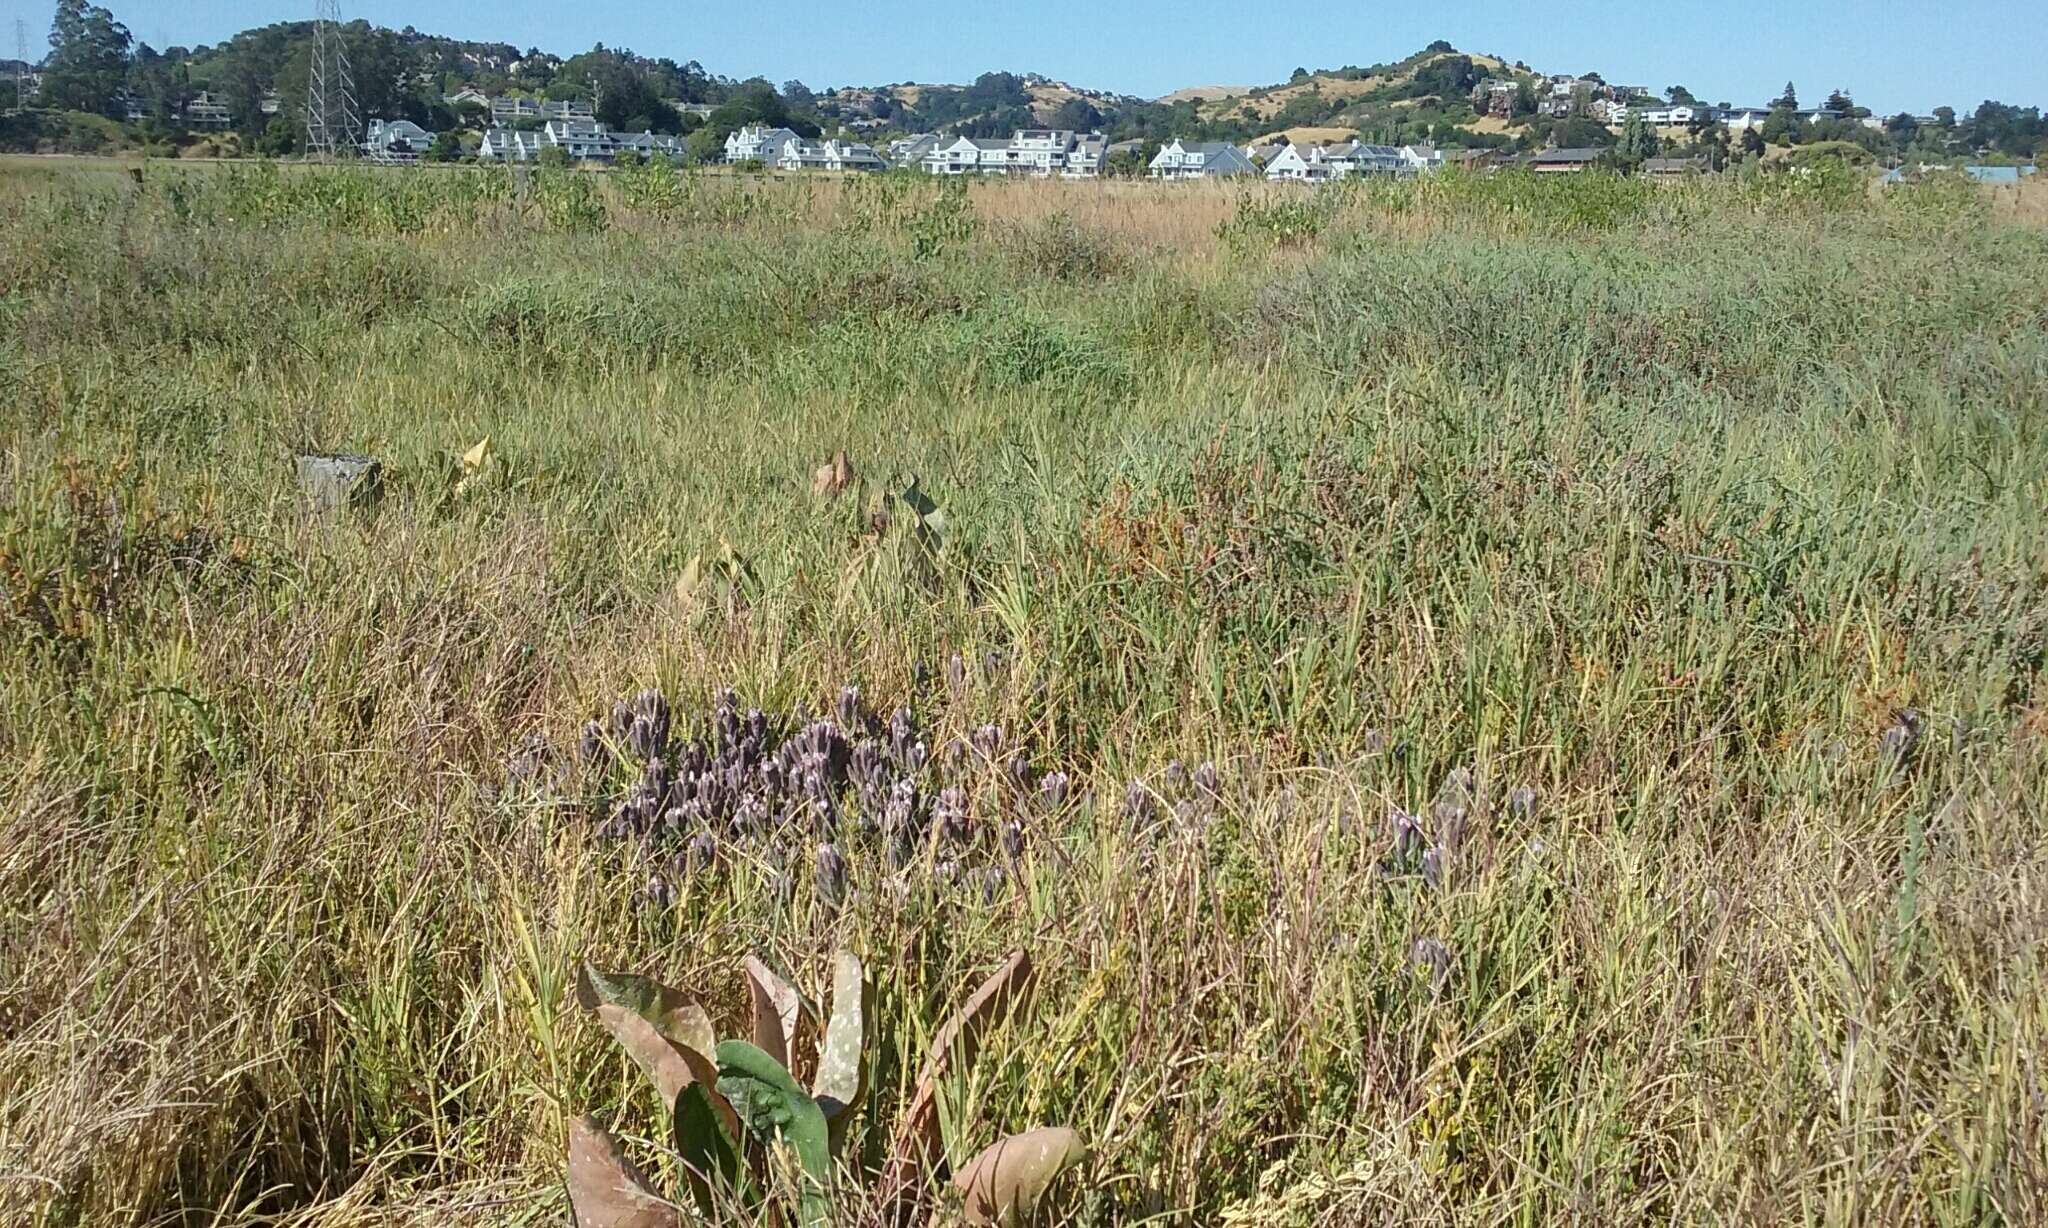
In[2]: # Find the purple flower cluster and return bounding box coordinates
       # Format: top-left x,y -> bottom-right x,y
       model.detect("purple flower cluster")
574,683 -> 1069,910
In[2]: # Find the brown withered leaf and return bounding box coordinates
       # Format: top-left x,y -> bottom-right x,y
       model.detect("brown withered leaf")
955,1127 -> 1088,1227
875,949 -> 1035,1216
567,1115 -> 679,1228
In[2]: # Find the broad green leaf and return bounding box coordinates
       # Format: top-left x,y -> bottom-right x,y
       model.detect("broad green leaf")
955,1127 -> 1088,1227
674,1081 -> 751,1216
566,1115 -> 678,1228
715,1039 -> 832,1228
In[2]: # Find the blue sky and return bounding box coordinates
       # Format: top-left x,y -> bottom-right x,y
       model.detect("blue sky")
20,0 -> 2046,116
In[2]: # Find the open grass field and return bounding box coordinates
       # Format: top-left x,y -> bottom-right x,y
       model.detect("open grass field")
2,159 -> 2047,1227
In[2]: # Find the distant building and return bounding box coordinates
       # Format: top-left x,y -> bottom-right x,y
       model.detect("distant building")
919,129 -> 1106,178
887,132 -> 940,167
485,95 -> 593,123
1264,140 -> 1420,181
475,120 -> 679,163
477,126 -> 542,161
724,124 -> 801,163
774,136 -> 888,172
1472,77 -> 1519,118
1148,138 -> 1257,179
1520,147 -> 1607,173
363,118 -> 434,162
1641,155 -> 1707,177
182,90 -> 233,128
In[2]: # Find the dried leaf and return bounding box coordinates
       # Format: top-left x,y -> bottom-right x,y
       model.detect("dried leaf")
567,1115 -> 679,1228
576,964 -> 714,1060
595,1004 -> 705,1111
955,1127 -> 1088,1227
812,450 -> 854,497
745,954 -> 802,1074
877,950 -> 1035,1212
673,555 -> 704,609
461,435 -> 492,471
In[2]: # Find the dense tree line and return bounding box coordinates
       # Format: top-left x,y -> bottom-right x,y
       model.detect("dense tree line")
12,10 -> 2043,166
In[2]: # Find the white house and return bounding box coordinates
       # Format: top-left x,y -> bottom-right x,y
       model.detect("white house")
724,125 -> 801,164
1622,103 -> 1699,126
1148,139 -> 1257,179
363,118 -> 434,162
918,130 -> 1107,178
887,132 -> 940,167
542,118 -> 614,161
922,135 -> 1000,175
613,130 -> 687,161
1263,143 -> 1342,181
1399,144 -> 1443,173
1716,107 -> 1772,131
1265,140 -> 1423,182
775,137 -> 888,172
477,126 -> 543,161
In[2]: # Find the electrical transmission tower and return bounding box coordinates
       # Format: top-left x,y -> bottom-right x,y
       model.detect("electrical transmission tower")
304,0 -> 360,159
13,19 -> 29,112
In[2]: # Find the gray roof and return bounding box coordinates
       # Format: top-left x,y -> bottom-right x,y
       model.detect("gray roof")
1526,147 -> 1607,163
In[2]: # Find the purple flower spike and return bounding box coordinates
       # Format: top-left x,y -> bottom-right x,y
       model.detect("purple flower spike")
814,842 -> 847,907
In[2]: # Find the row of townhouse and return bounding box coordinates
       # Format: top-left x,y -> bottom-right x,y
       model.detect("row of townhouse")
478,118 -> 685,162
722,125 -> 889,171
1602,101 -> 1842,128
445,87 -> 595,123
919,130 -> 1108,177
1263,140 -> 1442,181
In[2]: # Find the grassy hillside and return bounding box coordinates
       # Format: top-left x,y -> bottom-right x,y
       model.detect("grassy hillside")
2,161 -> 2046,1226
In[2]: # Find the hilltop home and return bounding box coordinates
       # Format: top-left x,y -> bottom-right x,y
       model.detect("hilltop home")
724,125 -> 801,163
1624,103 -> 1700,126
486,95 -> 595,123
183,90 -> 232,128
1148,139 -> 1257,179
1472,77 -> 1520,117
919,130 -> 1107,178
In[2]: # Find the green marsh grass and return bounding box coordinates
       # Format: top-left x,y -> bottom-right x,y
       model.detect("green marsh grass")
1,162 -> 2045,1226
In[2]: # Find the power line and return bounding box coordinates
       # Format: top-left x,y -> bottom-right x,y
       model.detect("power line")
305,0 -> 360,159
